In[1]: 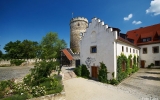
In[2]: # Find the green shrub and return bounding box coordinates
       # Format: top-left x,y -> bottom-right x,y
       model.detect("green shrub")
0,80 -> 15,99
74,66 -> 81,76
28,60 -> 59,86
110,79 -> 119,85
98,62 -> 108,83
81,64 -> 90,78
1,93 -> 29,100
147,63 -> 154,68
10,59 -> 25,66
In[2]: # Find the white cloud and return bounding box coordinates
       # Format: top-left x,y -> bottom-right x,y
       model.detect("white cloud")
146,0 -> 160,16
132,20 -> 142,25
124,14 -> 133,21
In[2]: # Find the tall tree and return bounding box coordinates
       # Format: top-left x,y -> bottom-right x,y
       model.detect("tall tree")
40,32 -> 67,59
4,40 -> 22,59
21,40 -> 38,59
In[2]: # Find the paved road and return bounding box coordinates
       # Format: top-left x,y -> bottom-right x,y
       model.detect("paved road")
64,68 -> 160,100
0,66 -> 33,81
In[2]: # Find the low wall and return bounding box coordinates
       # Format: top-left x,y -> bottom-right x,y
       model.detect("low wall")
0,59 -> 57,66
27,91 -> 65,100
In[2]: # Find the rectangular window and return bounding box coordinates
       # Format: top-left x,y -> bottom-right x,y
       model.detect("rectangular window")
152,46 -> 159,53
143,48 -> 147,54
122,46 -> 124,52
90,46 -> 97,53
133,49 -> 135,53
136,50 -> 138,54
142,38 -> 146,42
155,61 -> 160,66
130,48 -> 131,53
126,47 -> 128,52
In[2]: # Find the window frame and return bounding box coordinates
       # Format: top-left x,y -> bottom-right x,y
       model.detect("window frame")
126,47 -> 128,52
143,48 -> 147,54
155,61 -> 160,66
90,46 -> 97,53
152,46 -> 159,53
122,46 -> 124,52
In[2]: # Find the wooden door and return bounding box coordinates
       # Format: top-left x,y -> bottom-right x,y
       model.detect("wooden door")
141,60 -> 145,68
92,66 -> 98,79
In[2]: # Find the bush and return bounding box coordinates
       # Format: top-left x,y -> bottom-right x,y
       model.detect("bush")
74,64 -> 90,78
74,66 -> 81,76
0,80 -> 15,99
10,59 -> 25,66
110,79 -> 119,85
98,62 -> 108,83
29,60 -> 59,86
81,64 -> 90,78
1,93 -> 29,100
147,63 -> 154,68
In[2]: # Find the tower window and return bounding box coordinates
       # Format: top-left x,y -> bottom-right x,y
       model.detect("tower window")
77,23 -> 80,26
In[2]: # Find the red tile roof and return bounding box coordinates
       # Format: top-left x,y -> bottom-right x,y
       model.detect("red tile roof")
62,49 -> 73,61
126,23 -> 160,45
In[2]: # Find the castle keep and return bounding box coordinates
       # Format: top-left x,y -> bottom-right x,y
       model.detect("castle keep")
70,17 -> 88,53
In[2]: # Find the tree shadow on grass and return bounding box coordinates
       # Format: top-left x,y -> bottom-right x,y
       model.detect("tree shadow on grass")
139,76 -> 160,81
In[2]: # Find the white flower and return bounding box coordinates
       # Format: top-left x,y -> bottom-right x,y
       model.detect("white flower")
21,93 -> 23,95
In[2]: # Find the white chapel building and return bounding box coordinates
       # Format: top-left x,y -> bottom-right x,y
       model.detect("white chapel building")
80,18 -> 140,79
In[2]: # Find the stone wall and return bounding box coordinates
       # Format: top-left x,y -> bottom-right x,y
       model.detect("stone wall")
0,59 -> 57,66
28,91 -> 65,100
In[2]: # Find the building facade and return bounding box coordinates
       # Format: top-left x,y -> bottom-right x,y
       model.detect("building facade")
126,24 -> 160,68
80,18 -> 139,79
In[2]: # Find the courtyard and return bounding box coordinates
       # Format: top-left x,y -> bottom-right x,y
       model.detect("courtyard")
0,66 -> 160,100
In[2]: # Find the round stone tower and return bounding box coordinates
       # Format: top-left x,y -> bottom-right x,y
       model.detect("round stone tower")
70,17 -> 88,53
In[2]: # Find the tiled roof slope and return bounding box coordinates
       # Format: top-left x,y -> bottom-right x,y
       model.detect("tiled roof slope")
62,49 -> 73,61
126,23 -> 160,45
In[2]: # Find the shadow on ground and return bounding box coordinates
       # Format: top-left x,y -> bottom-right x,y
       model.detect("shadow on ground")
145,72 -> 160,74
139,76 -> 160,81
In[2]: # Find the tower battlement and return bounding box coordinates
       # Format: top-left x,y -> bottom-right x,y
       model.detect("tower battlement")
70,17 -> 88,24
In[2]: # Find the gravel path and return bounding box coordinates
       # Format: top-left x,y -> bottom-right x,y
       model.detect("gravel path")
64,78 -> 139,100
64,68 -> 160,100
118,68 -> 160,99
0,66 -> 33,81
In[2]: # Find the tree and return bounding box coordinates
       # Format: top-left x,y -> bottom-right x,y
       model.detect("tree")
4,40 -> 22,59
4,40 -> 39,59
21,40 -> 38,59
40,32 -> 67,59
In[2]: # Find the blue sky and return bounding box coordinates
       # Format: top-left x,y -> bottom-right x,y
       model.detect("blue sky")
0,0 -> 160,53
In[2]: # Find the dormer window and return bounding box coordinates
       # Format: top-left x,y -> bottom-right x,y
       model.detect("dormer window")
141,37 -> 151,42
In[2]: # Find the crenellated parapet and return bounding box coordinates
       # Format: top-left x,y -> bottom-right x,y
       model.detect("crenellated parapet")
70,17 -> 88,24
